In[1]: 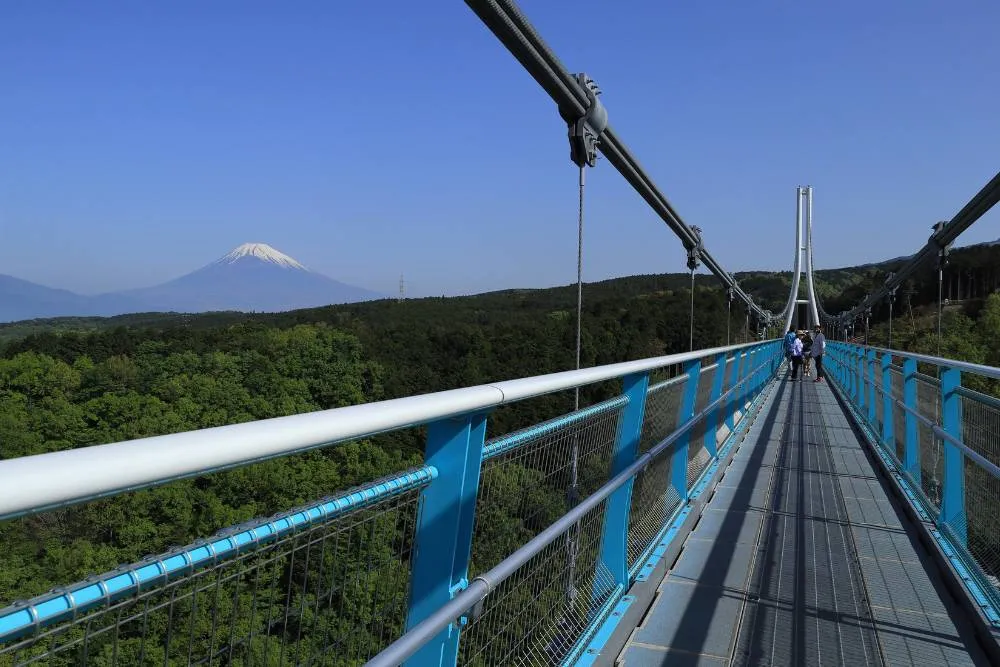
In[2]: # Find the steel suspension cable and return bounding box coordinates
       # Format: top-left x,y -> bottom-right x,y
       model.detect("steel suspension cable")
464,0 -> 772,324
575,166 -> 584,409
938,264 -> 944,358
839,169 -> 1000,325
567,165 -> 586,614
689,270 -> 696,351
727,289 -> 732,346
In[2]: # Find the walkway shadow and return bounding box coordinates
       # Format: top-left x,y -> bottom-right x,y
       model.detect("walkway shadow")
729,378 -> 810,667
628,378 -> 791,664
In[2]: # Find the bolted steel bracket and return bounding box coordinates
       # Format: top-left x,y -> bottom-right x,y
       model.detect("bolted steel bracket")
567,73 -> 608,168
687,226 -> 703,271
449,577 -> 469,598
930,221 -> 952,268
469,597 -> 486,621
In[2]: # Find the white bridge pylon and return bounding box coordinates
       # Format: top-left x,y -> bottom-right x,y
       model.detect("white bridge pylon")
780,185 -> 821,332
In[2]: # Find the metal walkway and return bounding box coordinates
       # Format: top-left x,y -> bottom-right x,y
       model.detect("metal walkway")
617,375 -> 992,666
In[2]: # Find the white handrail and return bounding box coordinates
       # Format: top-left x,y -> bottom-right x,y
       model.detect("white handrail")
0,341 -> 767,520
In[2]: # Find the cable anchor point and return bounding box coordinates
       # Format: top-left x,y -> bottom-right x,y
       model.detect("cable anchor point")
567,73 -> 608,168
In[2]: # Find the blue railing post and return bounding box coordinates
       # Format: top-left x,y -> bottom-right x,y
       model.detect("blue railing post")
734,349 -> 751,426
939,367 -> 967,545
867,349 -> 878,426
853,345 -> 865,402
758,344 -> 768,386
724,350 -> 741,431
744,346 -> 758,405
753,345 -> 764,393
596,371 -> 650,594
747,345 -> 767,401
752,346 -> 762,392
881,353 -> 894,454
404,411 -> 489,667
902,357 -> 920,484
853,345 -> 861,402
760,344 -> 769,383
847,345 -> 854,393
846,346 -> 853,388
705,353 -> 728,459
844,345 -> 853,397
672,359 -> 701,502
856,346 -> 866,410
840,343 -> 857,402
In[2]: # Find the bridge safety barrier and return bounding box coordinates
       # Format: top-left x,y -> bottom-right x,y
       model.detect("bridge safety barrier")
0,340 -> 783,666
826,342 -> 1000,629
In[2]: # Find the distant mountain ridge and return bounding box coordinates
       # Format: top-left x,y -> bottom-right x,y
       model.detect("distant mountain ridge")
0,243 -> 383,322
4,237 -> 999,325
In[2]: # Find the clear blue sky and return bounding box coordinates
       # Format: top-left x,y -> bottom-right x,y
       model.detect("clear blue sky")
2,1 -> 998,298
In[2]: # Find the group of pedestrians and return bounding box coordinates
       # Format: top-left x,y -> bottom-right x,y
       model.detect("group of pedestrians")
783,325 -> 826,382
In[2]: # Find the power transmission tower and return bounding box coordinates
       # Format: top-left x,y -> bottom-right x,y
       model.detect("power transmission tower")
398,274 -> 406,302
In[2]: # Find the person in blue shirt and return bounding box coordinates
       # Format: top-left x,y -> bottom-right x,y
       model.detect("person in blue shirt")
783,328 -> 797,373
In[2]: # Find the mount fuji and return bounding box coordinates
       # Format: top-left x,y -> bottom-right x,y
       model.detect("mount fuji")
0,243 -> 384,322
103,243 -> 383,314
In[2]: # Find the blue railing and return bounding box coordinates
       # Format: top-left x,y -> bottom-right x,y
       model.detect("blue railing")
825,342 -> 1000,628
0,340 -> 783,666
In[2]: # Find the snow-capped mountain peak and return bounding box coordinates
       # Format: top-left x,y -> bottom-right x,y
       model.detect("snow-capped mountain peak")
217,243 -> 308,270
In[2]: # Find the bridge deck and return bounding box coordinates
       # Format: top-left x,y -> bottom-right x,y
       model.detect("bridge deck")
617,375 -> 991,666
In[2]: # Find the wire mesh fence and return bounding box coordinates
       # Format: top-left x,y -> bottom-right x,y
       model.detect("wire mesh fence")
0,348 -> 776,667
833,346 -> 1000,626
687,363 -> 718,488
0,472 -> 428,667
626,378 -> 686,569
842,350 -> 1000,601
458,498 -> 612,667
890,365 -> 906,464
916,376 -> 944,510
959,390 -> 1000,595
471,399 -> 624,577
872,359 -> 884,436
638,378 -> 685,454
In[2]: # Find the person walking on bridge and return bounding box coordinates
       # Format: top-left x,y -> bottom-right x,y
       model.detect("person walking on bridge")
783,328 -> 797,374
802,330 -> 813,377
812,324 -> 826,382
789,332 -> 804,380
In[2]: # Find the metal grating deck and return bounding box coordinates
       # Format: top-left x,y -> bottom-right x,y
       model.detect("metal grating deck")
617,376 -> 991,667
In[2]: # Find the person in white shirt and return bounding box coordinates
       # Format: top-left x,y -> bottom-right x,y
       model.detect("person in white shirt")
811,324 -> 826,382
790,333 -> 804,380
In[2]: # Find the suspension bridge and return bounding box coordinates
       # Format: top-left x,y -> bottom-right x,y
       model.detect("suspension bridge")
2,1 -> 1000,665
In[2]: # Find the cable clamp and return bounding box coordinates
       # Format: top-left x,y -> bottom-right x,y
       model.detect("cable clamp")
567,73 -> 608,168
929,220 -> 952,267
687,226 -> 703,271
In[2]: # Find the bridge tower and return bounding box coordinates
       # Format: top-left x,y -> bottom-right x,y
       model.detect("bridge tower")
781,185 -> 821,332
